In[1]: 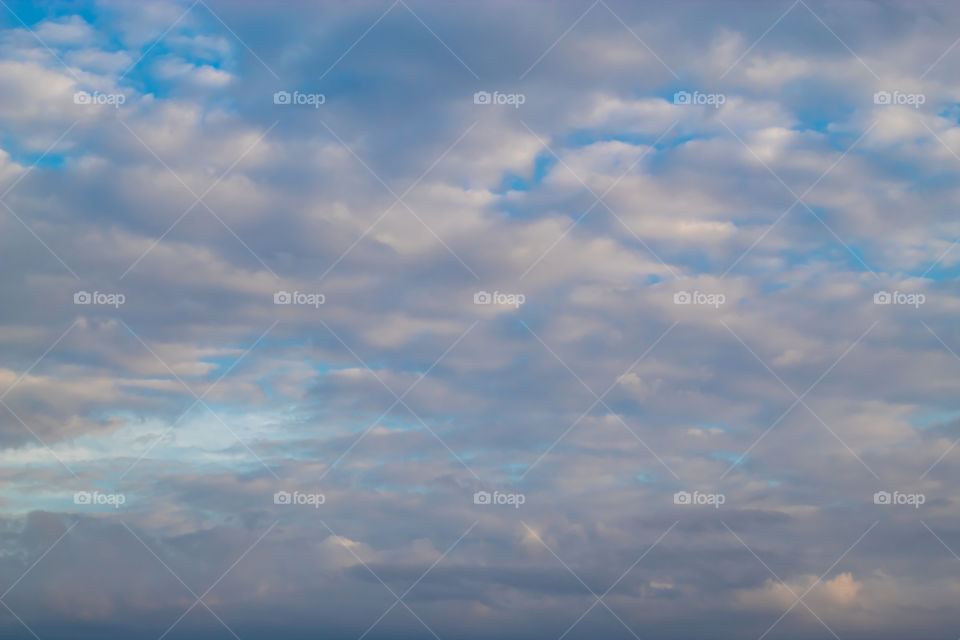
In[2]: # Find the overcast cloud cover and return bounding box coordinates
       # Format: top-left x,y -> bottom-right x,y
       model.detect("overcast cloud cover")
1,0 -> 960,638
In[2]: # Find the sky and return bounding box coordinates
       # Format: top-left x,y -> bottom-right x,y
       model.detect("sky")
1,0 -> 960,638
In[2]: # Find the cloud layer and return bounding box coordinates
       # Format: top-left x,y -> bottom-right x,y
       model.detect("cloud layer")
1,1 -> 960,638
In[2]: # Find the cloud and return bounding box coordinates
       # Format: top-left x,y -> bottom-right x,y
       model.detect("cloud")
1,1 -> 960,638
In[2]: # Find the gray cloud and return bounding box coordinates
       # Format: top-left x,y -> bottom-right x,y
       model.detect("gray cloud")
1,1 -> 960,638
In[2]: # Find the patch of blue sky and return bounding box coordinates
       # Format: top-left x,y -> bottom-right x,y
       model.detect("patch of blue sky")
493,151 -> 556,196
911,410 -> 960,430
659,244 -> 717,274
4,1 -> 82,26
710,450 -> 746,463
0,138 -> 69,169
503,461 -> 530,481
635,472 -> 659,484
768,229 -> 877,275
698,422 -> 727,433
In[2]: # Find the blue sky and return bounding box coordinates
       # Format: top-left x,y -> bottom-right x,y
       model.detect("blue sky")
1,1 -> 960,638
